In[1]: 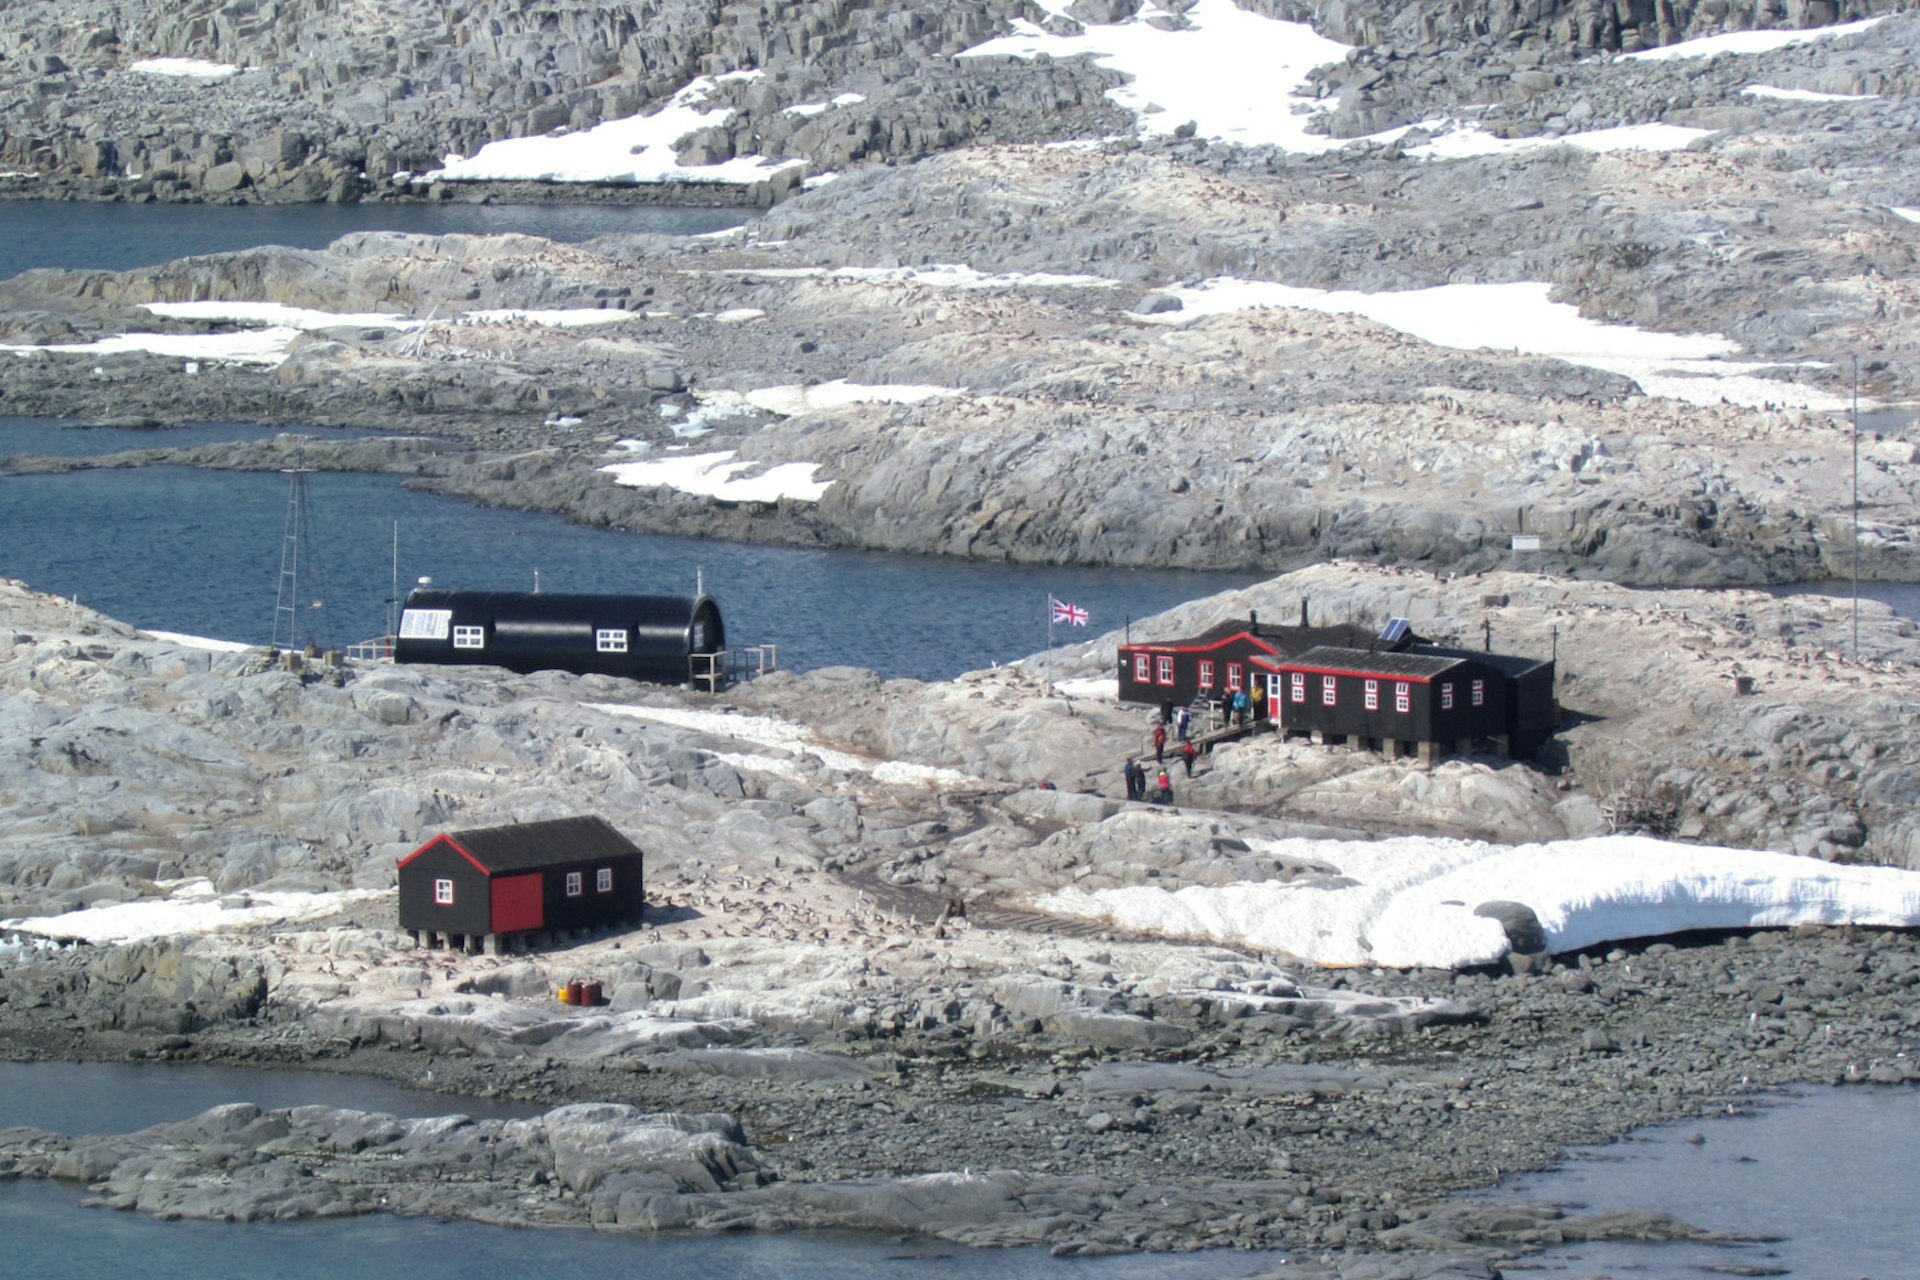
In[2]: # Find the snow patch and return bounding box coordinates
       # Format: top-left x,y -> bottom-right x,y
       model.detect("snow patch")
129,57 -> 239,81
590,703 -> 979,786
1143,278 -> 1856,411
141,630 -> 252,652
3,880 -> 389,944
599,449 -> 833,503
424,76 -> 803,186
1743,84 -> 1877,102
1619,18 -> 1886,62
1039,832 -> 1920,969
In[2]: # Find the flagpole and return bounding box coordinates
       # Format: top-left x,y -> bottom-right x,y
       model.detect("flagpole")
1046,593 -> 1055,694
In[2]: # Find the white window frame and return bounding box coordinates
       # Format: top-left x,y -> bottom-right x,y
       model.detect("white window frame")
1363,678 -> 1378,711
1395,682 -> 1411,714
596,628 -> 629,654
596,867 -> 613,893
1156,656 -> 1175,686
1321,676 -> 1337,707
1440,682 -> 1454,710
1197,660 -> 1214,691
1226,663 -> 1244,692
565,871 -> 583,898
1471,679 -> 1485,707
1289,673 -> 1305,704
1133,653 -> 1152,683
433,878 -> 454,905
452,624 -> 486,650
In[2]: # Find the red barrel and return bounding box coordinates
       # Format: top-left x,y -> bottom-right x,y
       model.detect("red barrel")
566,979 -> 585,1006
582,980 -> 603,1007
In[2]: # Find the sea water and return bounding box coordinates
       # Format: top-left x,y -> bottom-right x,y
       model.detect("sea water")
0,1061 -> 1913,1278
0,1061 -> 1269,1280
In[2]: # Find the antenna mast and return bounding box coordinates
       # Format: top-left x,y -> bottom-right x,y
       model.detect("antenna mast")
271,440 -> 335,654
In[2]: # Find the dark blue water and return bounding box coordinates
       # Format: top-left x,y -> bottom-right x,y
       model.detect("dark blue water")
0,416 -> 373,457
0,1060 -> 1267,1280
0,454 -> 1253,679
0,1060 -> 543,1131
1486,1084 -> 1920,1279
0,200 -> 750,277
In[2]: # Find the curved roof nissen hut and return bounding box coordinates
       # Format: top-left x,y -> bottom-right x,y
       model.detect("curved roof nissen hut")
395,589 -> 724,683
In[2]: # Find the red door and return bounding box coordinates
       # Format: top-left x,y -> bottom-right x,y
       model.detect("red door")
491,873 -> 544,933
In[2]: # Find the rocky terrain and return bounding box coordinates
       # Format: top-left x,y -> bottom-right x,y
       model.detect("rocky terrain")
1,10 -> 1917,584
1,0 -> 1918,1272
2,567 -> 1919,1271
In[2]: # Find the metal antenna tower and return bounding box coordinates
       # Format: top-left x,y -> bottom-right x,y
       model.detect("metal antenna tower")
271,441 -> 335,653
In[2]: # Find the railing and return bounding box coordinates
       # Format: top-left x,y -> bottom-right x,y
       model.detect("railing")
345,635 -> 396,663
689,644 -> 779,692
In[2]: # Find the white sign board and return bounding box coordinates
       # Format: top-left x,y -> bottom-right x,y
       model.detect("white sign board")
1510,534 -> 1542,552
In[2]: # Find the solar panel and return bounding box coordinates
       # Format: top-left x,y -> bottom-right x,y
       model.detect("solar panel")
1379,617 -> 1411,644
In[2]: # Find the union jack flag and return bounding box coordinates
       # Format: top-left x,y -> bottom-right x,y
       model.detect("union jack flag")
1051,597 -> 1088,627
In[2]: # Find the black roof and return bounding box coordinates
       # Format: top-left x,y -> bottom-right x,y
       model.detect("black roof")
1285,646 -> 1473,679
444,816 -> 642,873
1409,644 -> 1553,677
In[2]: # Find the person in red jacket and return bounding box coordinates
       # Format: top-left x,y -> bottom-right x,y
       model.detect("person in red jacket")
1152,721 -> 1167,762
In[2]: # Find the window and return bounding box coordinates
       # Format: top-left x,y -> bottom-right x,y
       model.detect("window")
596,867 -> 613,893
1197,660 -> 1215,691
596,628 -> 629,653
452,625 -> 485,650
1321,676 -> 1337,706
1133,653 -> 1152,683
1363,679 -> 1378,711
1471,679 -> 1485,707
565,871 -> 583,897
1156,656 -> 1175,686
1395,682 -> 1411,713
1440,682 -> 1454,710
1289,673 -> 1305,704
433,878 -> 454,905
399,609 -> 451,640
1226,663 -> 1243,691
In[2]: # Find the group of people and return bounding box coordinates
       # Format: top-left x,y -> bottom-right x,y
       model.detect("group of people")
1122,756 -> 1174,804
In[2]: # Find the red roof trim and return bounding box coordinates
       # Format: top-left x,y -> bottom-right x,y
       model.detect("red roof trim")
1278,663 -> 1434,686
396,834 -> 494,875
1118,632 -> 1278,658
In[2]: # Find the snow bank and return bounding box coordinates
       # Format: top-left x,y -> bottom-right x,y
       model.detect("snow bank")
962,0 -> 1726,158
2,879 -> 389,944
1143,278 -> 1854,411
1038,832 -> 1920,969
129,57 -> 239,81
591,703 -> 979,786
0,329 -> 299,366
423,75 -> 801,185
144,301 -> 422,331
599,449 -> 832,503
141,630 -> 251,652
714,263 -> 1117,290
1619,18 -> 1885,62
1743,84 -> 1877,102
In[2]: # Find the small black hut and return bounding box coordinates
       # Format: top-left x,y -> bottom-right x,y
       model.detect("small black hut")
394,588 -> 723,684
396,815 -> 645,952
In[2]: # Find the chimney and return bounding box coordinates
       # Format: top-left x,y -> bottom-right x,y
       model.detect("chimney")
1300,597 -> 1308,627
1249,609 -> 1258,628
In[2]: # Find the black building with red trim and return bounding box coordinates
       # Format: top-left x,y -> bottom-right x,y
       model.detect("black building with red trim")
1117,613 -> 1396,713
1273,645 -> 1544,762
396,815 -> 645,952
